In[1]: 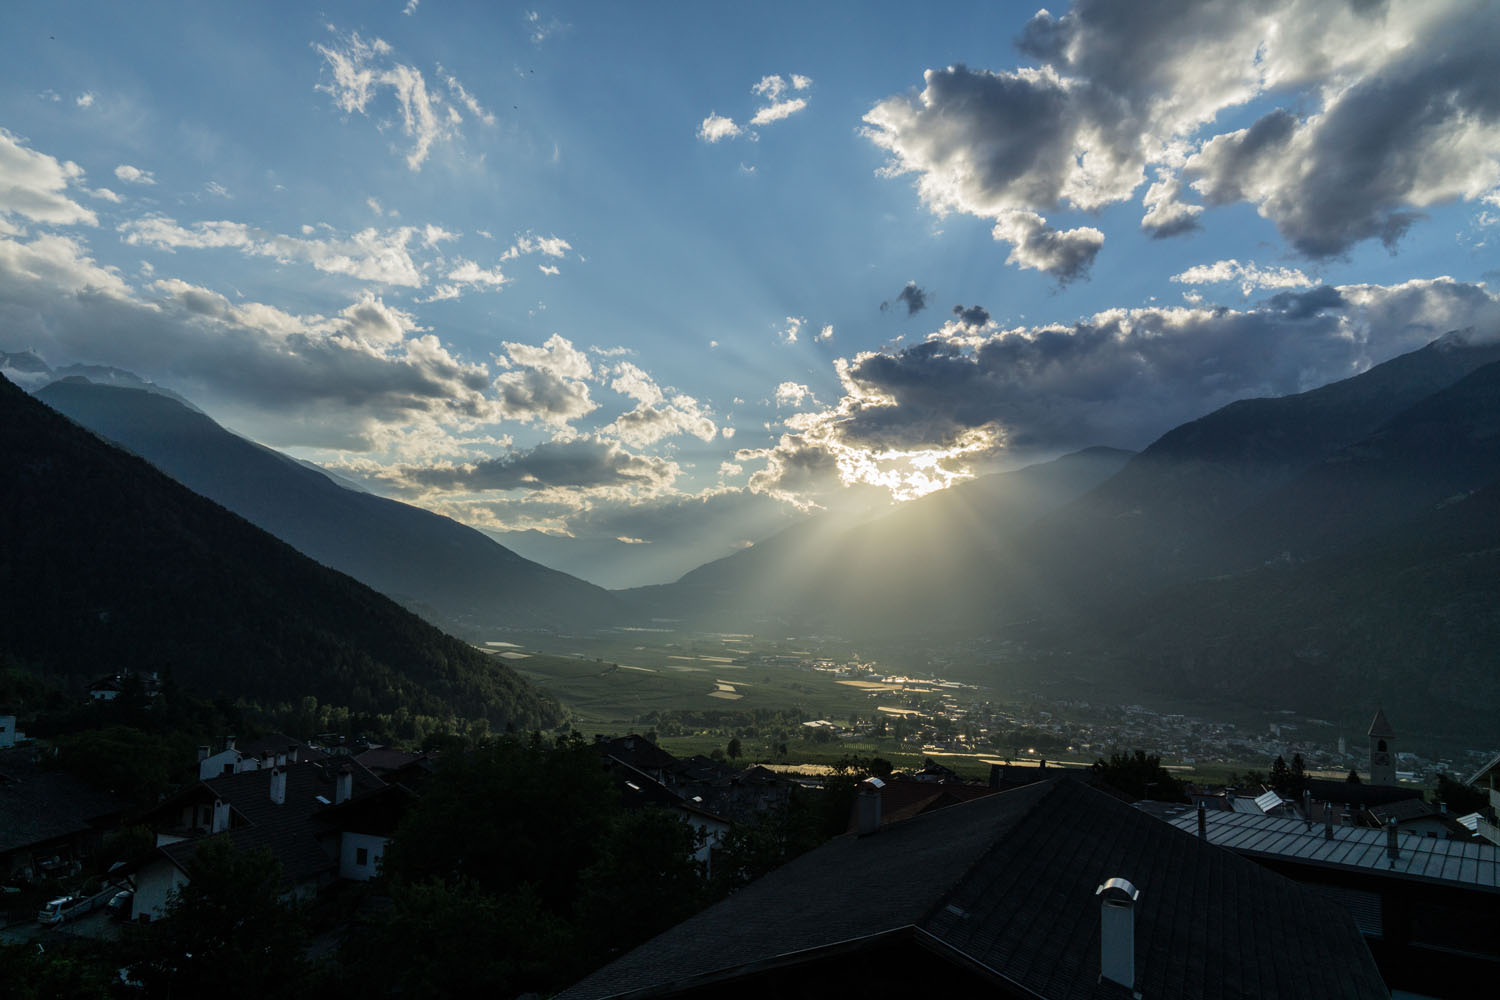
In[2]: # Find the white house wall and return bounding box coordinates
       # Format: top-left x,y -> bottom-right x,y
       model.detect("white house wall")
339,832 -> 387,881
133,859 -> 187,921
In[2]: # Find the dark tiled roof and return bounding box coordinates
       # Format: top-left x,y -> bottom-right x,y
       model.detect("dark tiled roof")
0,749 -> 128,855
159,758 -> 384,885
560,777 -> 1385,1000
599,735 -> 680,774
1367,707 -> 1396,738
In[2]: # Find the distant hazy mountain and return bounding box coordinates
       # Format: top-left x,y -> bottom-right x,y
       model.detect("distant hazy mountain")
1016,331 -> 1500,611
1,373 -> 564,730
625,446 -> 1135,632
36,378 -> 623,634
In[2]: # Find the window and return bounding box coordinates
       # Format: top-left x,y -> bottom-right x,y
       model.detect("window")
355,847 -> 369,867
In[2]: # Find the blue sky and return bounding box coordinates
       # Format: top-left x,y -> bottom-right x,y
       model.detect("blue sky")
3,1 -> 1499,587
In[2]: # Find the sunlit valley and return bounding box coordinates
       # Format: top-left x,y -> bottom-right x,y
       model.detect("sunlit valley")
4,2 -> 1500,997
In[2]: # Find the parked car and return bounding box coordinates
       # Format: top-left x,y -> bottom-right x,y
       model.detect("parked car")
107,889 -> 134,921
37,895 -> 90,925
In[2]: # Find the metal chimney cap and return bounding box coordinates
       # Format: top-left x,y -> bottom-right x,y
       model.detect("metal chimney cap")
861,776 -> 886,789
1096,877 -> 1140,902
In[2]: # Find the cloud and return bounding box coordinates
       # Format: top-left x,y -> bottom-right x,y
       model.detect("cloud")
607,395 -> 717,447
0,129 -> 97,228
394,437 -> 678,493
952,304 -> 990,328
492,333 -> 597,427
500,232 -> 571,260
119,215 -> 431,286
750,98 -> 807,127
863,2 -> 1500,276
775,381 -> 811,407
817,324 -> 833,342
739,277 -> 1500,504
114,164 -> 154,185
701,73 -> 812,143
316,29 -> 491,170
698,113 -> 741,143
1140,169 -> 1202,238
75,92 -> 95,108
0,234 -> 505,452
899,281 -> 928,315
403,0 -> 419,15
1171,259 -> 1317,296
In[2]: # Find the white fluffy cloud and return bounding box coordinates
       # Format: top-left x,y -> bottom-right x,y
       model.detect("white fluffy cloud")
698,72 -> 812,143
0,129 -> 97,228
863,1 -> 1500,278
698,113 -> 741,143
1171,259 -> 1317,296
113,164 -> 154,185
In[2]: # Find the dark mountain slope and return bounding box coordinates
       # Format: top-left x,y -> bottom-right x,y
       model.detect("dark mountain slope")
1017,332 -> 1500,609
1113,476 -> 1500,738
1213,358 -> 1500,570
0,374 -> 563,730
36,379 -> 622,633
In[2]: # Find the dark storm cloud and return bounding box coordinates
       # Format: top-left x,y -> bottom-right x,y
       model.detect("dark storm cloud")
952,304 -> 990,328
819,278 -> 1500,459
882,282 -> 929,316
400,438 -> 677,493
866,2 -> 1500,272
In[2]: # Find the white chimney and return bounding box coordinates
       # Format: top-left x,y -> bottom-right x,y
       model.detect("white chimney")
856,777 -> 884,836
276,751 -> 288,768
335,765 -> 354,805
1096,877 -> 1140,991
211,797 -> 230,834
269,767 -> 286,806
197,745 -> 211,763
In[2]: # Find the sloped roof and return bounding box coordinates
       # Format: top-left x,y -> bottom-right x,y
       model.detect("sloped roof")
158,758 -> 384,885
1169,806 -> 1500,890
559,777 -> 1385,1000
0,749 -> 128,855
1367,707 -> 1396,738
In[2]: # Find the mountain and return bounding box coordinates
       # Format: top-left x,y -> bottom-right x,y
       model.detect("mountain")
0,373 -> 564,731
625,446 -> 1135,632
36,378 -> 623,634
1016,331 -> 1500,611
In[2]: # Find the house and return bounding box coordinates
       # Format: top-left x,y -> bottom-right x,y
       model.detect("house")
558,776 -> 1385,1000
1463,750 -> 1500,847
0,714 -> 22,749
1166,794 -> 1500,995
607,758 -> 731,875
0,747 -> 127,881
132,756 -> 384,919
195,733 -> 322,781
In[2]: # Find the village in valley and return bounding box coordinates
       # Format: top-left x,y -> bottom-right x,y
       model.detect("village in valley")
5,632 -> 1499,997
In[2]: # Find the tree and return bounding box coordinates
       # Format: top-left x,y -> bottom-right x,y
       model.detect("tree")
123,837 -> 310,999
1433,773 -> 1488,815
1346,768 -> 1362,784
726,737 -> 742,761
1091,751 -> 1187,802
1270,755 -> 1293,794
1290,753 -> 1309,797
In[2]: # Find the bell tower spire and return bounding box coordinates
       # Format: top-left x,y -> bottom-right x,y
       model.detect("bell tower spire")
1368,707 -> 1396,786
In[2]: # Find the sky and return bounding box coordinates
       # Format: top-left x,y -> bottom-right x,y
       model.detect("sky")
3,1 -> 1499,588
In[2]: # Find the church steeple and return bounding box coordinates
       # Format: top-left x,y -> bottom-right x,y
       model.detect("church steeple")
1368,707 -> 1396,785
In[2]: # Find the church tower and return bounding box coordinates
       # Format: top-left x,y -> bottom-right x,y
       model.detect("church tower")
1368,707 -> 1396,786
